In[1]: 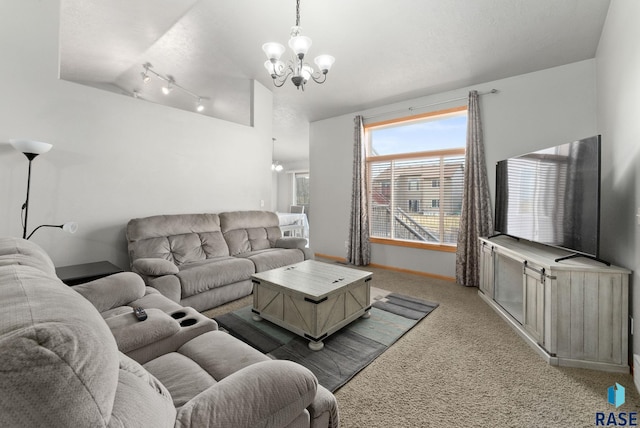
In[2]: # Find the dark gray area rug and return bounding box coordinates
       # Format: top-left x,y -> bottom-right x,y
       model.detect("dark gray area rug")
214,293 -> 438,392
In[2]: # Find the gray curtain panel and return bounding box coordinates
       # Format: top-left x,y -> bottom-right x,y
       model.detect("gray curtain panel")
456,91 -> 493,286
347,115 -> 371,265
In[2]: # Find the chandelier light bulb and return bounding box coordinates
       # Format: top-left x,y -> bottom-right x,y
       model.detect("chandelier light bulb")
196,99 -> 204,112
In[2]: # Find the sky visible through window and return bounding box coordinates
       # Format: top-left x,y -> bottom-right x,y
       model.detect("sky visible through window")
370,114 -> 467,155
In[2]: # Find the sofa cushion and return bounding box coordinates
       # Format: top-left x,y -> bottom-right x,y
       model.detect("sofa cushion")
220,211 -> 284,256
106,309 -> 182,353
127,214 -> 230,266
127,213 -> 222,241
144,352 -> 217,408
177,257 -> 255,299
110,352 -> 176,427
177,331 -> 271,380
239,248 -> 305,272
0,237 -> 56,275
0,264 -> 119,426
223,229 -> 252,255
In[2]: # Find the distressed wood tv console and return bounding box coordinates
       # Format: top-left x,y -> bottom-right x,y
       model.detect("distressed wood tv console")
478,236 -> 630,373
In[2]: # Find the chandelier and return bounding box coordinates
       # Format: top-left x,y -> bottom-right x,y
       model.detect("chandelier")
262,0 -> 335,90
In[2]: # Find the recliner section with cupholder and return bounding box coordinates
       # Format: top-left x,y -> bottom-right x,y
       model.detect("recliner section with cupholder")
0,237 -> 339,428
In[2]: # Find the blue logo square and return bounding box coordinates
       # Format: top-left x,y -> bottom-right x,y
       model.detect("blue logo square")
608,383 -> 625,408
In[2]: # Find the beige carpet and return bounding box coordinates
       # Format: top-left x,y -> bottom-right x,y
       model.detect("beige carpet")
204,262 -> 639,428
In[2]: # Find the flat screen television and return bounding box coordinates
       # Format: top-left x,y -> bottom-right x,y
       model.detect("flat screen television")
494,135 -> 601,260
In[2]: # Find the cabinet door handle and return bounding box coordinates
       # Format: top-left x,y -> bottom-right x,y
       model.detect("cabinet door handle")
523,261 -> 545,282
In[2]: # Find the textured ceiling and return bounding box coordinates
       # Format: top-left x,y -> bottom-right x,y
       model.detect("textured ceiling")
59,0 -> 611,163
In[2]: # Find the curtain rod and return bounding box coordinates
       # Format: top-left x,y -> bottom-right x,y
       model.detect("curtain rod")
363,89 -> 498,121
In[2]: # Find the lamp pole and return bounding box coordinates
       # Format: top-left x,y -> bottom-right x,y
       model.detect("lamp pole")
21,154 -> 38,239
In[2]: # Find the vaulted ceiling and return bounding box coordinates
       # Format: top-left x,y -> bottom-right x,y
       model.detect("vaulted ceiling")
59,0 -> 610,162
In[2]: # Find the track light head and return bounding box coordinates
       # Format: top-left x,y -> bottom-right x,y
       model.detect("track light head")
141,63 -> 152,83
162,77 -> 174,95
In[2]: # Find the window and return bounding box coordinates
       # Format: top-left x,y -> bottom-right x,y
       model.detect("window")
408,178 -> 420,191
293,171 -> 309,206
366,106 -> 467,251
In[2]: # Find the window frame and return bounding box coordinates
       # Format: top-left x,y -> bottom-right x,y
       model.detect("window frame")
364,105 -> 467,253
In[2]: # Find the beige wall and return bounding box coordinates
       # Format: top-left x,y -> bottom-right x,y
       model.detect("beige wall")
0,0 -> 274,268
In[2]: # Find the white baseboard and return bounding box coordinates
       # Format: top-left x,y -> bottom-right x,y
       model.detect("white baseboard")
635,354 -> 640,394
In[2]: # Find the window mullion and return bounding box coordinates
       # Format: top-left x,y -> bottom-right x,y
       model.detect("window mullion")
439,155 -> 445,241
390,161 -> 395,239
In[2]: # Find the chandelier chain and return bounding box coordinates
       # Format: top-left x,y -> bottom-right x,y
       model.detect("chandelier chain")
295,0 -> 301,27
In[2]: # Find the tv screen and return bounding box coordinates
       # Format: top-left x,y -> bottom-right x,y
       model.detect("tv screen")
494,135 -> 601,258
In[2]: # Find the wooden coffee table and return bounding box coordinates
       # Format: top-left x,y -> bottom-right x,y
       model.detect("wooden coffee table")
251,260 -> 373,350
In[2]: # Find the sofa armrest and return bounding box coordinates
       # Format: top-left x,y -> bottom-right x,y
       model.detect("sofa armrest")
106,308 -> 181,353
72,272 -> 146,313
308,385 -> 340,428
275,237 -> 307,249
175,360 -> 318,428
148,275 -> 182,303
132,258 -> 179,276
275,238 -> 314,260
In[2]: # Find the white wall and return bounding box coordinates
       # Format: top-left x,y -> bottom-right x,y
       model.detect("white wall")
596,0 -> 640,366
310,59 -> 598,278
0,0 -> 273,269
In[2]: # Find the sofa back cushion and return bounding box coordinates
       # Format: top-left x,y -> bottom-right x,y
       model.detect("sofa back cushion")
0,263 -> 120,426
0,237 -> 56,275
219,211 -> 282,256
127,214 -> 230,267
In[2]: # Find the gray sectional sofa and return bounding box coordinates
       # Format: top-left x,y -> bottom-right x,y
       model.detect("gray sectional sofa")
127,211 -> 313,311
0,237 -> 339,428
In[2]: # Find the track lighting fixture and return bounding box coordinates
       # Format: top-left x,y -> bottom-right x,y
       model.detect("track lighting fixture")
136,63 -> 207,113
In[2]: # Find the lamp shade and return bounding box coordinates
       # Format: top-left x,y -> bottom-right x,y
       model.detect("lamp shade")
314,55 -> 335,73
288,35 -> 312,57
10,140 -> 52,156
301,65 -> 314,82
262,42 -> 286,60
62,222 -> 78,234
264,60 -> 285,75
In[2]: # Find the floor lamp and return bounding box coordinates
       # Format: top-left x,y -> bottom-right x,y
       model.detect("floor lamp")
10,140 -> 78,240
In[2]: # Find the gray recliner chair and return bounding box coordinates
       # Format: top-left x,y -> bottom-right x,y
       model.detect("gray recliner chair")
0,237 -> 339,428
